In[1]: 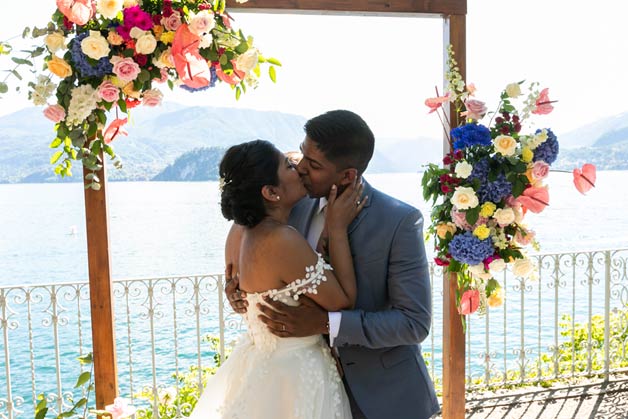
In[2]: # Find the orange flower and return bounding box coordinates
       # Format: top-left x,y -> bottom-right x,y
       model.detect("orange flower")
517,186 -> 549,214
103,118 -> 128,144
458,289 -> 480,315
424,93 -> 450,114
573,164 -> 596,195
532,88 -> 555,115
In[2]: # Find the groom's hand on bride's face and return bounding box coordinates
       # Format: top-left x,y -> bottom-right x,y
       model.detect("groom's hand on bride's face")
258,296 -> 327,338
225,264 -> 248,314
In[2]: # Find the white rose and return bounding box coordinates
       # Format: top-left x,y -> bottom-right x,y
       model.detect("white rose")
188,10 -> 216,36
45,32 -> 66,53
493,207 -> 515,227
513,206 -> 524,223
468,264 -> 492,281
454,161 -> 473,179
81,31 -> 110,60
512,258 -> 535,278
135,33 -> 157,55
488,258 -> 506,273
451,186 -> 479,210
235,48 -> 259,74
198,33 -> 213,49
505,82 -> 521,98
493,135 -> 518,157
129,27 -> 145,39
97,0 -> 124,19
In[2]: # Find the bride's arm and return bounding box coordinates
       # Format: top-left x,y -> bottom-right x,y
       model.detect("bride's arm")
324,181 -> 366,309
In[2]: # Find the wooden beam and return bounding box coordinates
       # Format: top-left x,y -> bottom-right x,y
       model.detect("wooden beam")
231,0 -> 466,15
83,152 -> 118,409
442,13 -> 466,419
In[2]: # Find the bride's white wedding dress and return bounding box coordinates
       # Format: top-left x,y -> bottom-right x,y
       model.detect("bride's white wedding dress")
189,254 -> 353,419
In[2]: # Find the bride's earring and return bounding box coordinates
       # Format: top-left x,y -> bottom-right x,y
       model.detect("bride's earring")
276,196 -> 281,201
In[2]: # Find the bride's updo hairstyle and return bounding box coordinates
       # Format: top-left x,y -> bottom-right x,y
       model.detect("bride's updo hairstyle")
219,140 -> 281,228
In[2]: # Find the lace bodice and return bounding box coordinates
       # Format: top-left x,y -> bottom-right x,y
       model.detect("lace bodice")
243,254 -> 331,353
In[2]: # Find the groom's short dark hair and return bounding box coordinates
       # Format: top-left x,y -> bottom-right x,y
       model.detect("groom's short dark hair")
304,110 -> 375,175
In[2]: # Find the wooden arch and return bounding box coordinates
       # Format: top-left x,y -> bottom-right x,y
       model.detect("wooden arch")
85,1 -> 467,418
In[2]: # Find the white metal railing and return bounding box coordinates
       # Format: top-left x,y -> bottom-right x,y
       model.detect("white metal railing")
1,249 -> 627,419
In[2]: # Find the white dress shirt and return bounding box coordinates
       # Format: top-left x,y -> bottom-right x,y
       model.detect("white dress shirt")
304,198 -> 342,346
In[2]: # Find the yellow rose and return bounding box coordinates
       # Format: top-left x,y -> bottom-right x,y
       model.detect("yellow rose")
493,135 -> 518,157
153,48 -> 174,69
505,82 -> 521,98
160,31 -> 175,45
122,82 -> 141,99
473,224 -> 491,240
47,56 -> 73,78
521,147 -> 533,163
44,32 -> 66,53
487,288 -> 504,307
436,222 -> 457,239
451,186 -> 479,210
81,31 -> 110,60
135,33 -> 157,55
480,202 -> 496,217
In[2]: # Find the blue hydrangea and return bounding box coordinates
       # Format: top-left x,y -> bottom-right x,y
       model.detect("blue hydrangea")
477,174 -> 512,203
467,158 -> 489,182
449,231 -> 494,266
179,67 -> 217,92
533,128 -> 559,164
451,123 -> 492,150
70,32 -> 113,79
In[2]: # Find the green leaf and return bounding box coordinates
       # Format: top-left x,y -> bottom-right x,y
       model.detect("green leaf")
11,70 -> 23,81
22,27 -> 31,38
31,46 -> 45,58
11,57 -> 33,66
77,353 -> 93,364
50,151 -> 64,165
235,42 -> 249,54
235,86 -> 241,100
73,398 -> 87,410
35,407 -> 48,419
219,54 -> 228,66
91,182 -> 102,191
465,206 -> 480,226
50,137 -> 63,148
87,122 -> 97,139
104,145 -> 115,158
267,57 -> 282,66
118,99 -> 127,113
269,66 -> 277,83
138,69 -> 150,83
0,82 -> 7,94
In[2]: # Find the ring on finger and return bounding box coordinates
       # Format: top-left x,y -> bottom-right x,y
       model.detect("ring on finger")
355,199 -> 361,206
281,324 -> 286,332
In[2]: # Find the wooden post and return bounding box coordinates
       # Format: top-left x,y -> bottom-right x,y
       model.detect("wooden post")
442,13 -> 466,419
83,151 -> 118,408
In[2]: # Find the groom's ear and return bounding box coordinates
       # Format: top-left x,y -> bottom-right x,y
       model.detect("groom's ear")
338,168 -> 358,187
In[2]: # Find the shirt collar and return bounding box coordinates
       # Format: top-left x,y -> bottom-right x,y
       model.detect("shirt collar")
318,197 -> 328,214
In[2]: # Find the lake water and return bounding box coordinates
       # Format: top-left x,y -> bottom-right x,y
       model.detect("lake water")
1,171 -> 627,413
2,171 -> 627,286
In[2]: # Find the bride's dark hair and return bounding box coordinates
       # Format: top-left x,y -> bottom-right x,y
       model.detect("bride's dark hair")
219,140 -> 281,228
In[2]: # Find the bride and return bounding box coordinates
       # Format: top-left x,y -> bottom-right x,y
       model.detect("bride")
189,139 -> 365,419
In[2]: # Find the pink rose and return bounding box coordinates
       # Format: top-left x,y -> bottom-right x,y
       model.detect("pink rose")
105,397 -> 136,419
43,104 -> 66,123
531,161 -> 550,180
515,228 -> 536,246
56,0 -> 95,26
97,80 -> 120,103
461,99 -> 487,120
153,68 -> 169,83
451,207 -> 487,231
110,56 -> 141,82
142,89 -> 163,107
161,11 -> 182,31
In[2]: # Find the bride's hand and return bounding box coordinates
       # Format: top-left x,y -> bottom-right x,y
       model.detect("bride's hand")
326,178 -> 367,232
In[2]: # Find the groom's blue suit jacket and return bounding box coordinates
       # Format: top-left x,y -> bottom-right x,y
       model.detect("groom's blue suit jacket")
289,180 -> 439,419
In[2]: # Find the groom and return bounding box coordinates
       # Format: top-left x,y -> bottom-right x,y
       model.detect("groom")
226,110 -> 439,419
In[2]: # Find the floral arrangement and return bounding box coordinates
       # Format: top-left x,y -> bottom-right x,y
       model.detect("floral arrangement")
421,46 -> 592,318
23,0 -> 280,189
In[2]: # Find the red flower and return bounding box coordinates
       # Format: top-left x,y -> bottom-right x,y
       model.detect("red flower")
500,125 -> 510,135
443,155 -> 452,165
441,184 -> 452,194
514,123 -> 521,133
517,186 -> 550,213
134,54 -> 147,66
573,164 -> 596,195
453,150 -> 464,160
125,98 -> 141,109
434,257 -> 450,266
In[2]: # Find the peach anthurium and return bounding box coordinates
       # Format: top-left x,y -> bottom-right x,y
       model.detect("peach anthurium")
103,118 -> 128,144
171,24 -> 211,89
516,186 -> 550,214
424,93 -> 450,114
458,289 -> 480,315
573,164 -> 596,195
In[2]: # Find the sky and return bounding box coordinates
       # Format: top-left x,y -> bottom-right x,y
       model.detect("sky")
1,0 -> 628,142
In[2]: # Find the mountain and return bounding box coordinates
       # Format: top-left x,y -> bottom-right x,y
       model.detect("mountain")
152,147 -> 225,181
559,111 -> 628,149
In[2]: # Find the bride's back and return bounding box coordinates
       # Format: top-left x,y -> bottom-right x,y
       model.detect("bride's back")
225,222 -> 300,294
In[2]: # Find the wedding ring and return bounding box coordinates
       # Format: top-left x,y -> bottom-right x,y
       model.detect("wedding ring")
281,324 -> 286,332
355,200 -> 361,206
